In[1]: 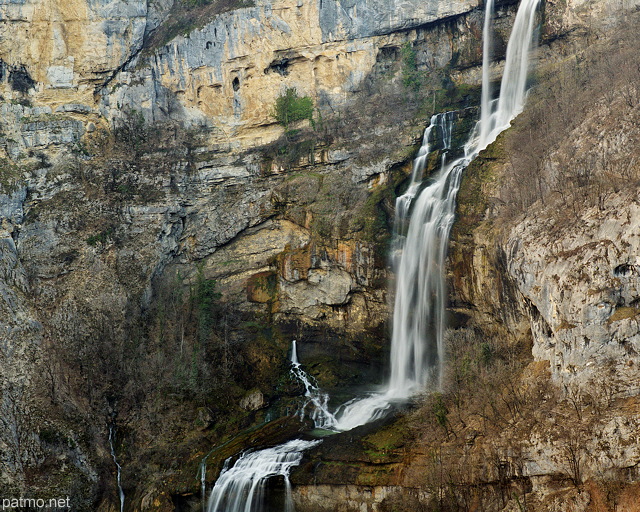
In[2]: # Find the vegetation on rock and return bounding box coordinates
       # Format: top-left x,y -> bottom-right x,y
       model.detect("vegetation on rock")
271,87 -> 316,131
4,1 -> 640,510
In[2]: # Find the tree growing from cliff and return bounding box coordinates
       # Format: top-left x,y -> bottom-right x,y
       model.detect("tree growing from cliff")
401,42 -> 421,91
271,87 -> 315,131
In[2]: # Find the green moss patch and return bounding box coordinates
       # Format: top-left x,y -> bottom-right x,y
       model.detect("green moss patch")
453,131 -> 507,239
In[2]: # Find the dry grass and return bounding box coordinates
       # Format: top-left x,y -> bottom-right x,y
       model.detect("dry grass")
402,325 -> 640,511
495,11 -> 640,225
585,481 -> 640,512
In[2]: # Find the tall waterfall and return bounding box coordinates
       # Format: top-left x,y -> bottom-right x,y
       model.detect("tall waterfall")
205,0 -> 542,507
389,110 -> 456,394
334,0 -> 541,431
480,0 -> 495,145
331,112 -> 458,432
476,0 -> 541,150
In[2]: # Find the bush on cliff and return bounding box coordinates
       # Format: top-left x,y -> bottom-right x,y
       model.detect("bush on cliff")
271,87 -> 315,131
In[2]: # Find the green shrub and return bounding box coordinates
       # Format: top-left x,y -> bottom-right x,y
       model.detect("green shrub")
431,392 -> 449,432
271,87 -> 315,130
86,228 -> 114,246
401,43 -> 421,91
192,267 -> 222,344
113,109 -> 148,156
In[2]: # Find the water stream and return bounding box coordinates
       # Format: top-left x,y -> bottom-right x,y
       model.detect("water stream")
289,340 -> 338,430
109,426 -> 125,512
206,439 -> 322,512
333,0 -> 541,431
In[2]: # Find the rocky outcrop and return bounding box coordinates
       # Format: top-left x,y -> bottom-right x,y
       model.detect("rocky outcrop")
0,0 -> 148,91
451,16 -> 640,395
507,194 -> 640,393
103,0 -> 487,148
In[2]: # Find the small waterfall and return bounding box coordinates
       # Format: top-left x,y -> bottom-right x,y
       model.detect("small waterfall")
290,339 -> 300,365
204,343 -> 328,512
289,341 -> 337,430
109,426 -> 125,512
334,0 -> 542,431
200,459 -> 207,512
200,448 -> 217,512
206,439 -> 322,512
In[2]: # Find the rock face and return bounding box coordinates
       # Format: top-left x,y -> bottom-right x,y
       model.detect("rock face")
440,7 -> 640,508
507,195 -> 640,393
103,0 -> 484,147
1,0 -> 640,509
0,0 -> 484,154
0,0 -> 148,88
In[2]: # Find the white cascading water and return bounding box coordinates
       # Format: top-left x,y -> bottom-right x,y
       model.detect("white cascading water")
206,439 -> 322,512
109,426 -> 125,512
289,340 -> 338,430
389,110 -> 456,389
477,0 -> 542,150
480,0 -> 495,146
205,0 -> 542,507
394,111 -> 455,234
200,459 -> 207,512
204,344 -> 330,512
331,112 -> 457,432
333,0 -> 541,431
200,451 -> 215,512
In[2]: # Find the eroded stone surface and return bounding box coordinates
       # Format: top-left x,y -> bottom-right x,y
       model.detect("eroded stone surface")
506,194 -> 640,394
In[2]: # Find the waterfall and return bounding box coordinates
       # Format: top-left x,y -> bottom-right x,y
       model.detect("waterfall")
476,0 -> 542,150
290,339 -> 299,365
109,426 -> 125,512
206,439 -> 322,512
388,110 -> 457,393
393,111 -> 455,253
200,448 -> 217,512
205,344 -> 330,512
205,0 -> 542,507
479,0 -> 495,146
332,123 -> 459,431
289,341 -> 338,430
200,458 -> 207,512
334,0 -> 541,431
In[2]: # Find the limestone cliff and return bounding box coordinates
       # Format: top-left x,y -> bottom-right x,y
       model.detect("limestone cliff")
1,0 -> 640,510
0,0 -> 488,505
